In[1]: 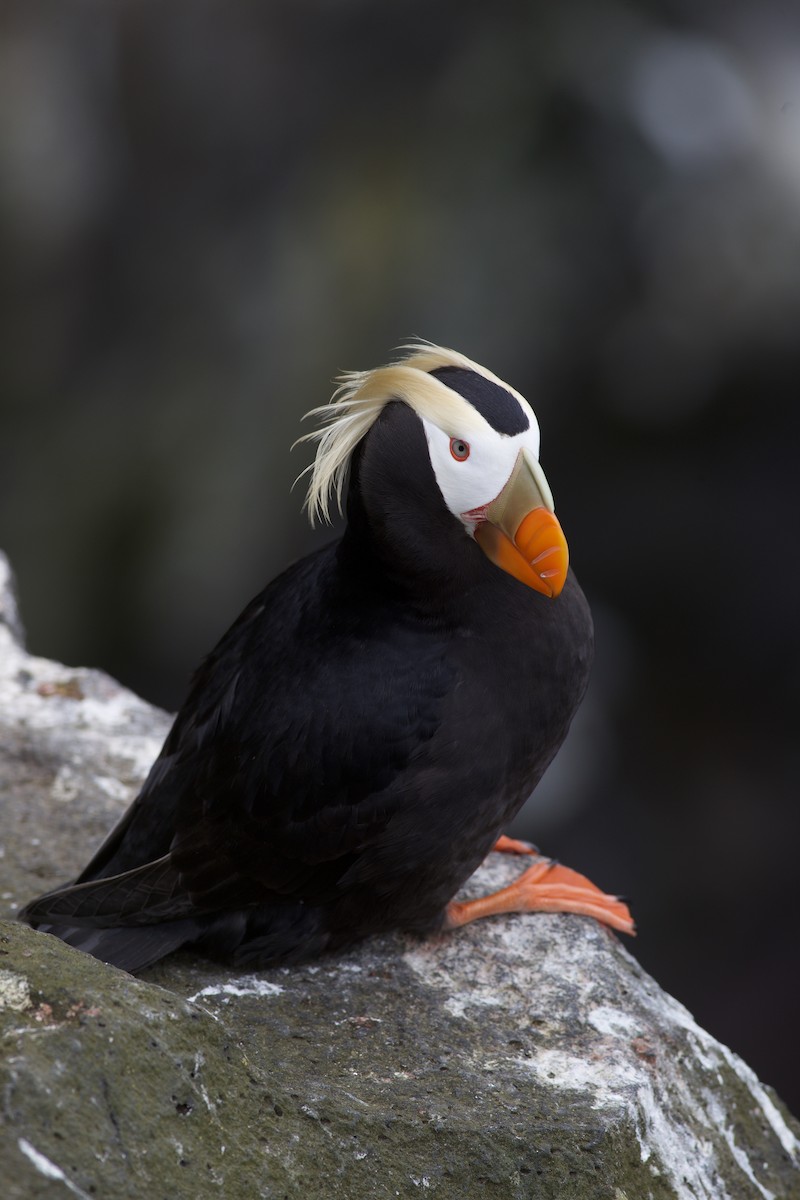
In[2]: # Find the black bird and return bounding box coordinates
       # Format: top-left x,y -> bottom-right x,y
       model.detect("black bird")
20,344 -> 633,972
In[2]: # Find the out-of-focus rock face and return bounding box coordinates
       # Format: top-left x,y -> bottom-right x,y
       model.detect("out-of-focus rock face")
1,547 -> 799,1199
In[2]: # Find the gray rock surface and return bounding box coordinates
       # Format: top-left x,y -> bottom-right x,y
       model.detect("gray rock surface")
1,547 -> 799,1199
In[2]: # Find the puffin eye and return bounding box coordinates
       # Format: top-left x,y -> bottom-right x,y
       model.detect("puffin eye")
449,438 -> 470,462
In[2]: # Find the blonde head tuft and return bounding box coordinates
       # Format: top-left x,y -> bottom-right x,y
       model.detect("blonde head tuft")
296,342 -> 526,525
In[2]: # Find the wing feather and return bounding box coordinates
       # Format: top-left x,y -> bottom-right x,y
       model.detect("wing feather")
36,542 -> 454,920
18,856 -> 193,927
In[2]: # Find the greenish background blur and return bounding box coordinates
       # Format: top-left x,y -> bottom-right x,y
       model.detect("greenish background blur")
2,1 -> 799,1109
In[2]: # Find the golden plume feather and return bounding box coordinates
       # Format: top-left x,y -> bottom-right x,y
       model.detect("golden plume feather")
297,342 -> 525,525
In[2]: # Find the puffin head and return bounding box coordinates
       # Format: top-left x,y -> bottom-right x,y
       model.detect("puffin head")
299,343 -> 569,599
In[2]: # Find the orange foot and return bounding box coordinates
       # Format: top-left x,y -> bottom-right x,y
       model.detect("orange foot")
445,857 -> 635,936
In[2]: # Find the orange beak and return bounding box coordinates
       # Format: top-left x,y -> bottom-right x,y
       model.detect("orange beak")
473,449 -> 569,598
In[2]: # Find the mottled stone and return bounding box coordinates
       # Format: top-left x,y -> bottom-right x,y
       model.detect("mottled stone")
1,547 -> 798,1199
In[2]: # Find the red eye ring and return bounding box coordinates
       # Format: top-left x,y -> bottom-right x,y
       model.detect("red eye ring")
450,438 -> 470,462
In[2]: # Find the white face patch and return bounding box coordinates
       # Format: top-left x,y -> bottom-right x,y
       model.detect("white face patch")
420,405 -> 542,535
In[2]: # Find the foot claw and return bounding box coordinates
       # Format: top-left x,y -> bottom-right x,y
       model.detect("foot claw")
492,835 -> 540,856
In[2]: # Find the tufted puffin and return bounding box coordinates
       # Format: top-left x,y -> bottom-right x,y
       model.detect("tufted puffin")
20,343 -> 634,972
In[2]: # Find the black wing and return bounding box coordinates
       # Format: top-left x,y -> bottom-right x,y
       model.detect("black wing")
22,542 -> 453,925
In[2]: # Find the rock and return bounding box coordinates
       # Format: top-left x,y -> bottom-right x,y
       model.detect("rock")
1,547 -> 799,1199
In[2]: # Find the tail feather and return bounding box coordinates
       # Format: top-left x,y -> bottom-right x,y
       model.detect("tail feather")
20,864 -> 338,974
34,918 -> 206,973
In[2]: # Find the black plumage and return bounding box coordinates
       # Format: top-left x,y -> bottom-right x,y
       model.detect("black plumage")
20,348 -> 627,973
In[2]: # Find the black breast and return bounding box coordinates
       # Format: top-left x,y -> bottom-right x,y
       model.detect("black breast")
316,404 -> 594,941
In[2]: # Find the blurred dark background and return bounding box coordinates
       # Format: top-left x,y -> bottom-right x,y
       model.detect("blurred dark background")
1,0 -> 798,1109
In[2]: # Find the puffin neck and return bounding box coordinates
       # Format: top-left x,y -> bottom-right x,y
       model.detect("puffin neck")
337,404 -> 485,621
